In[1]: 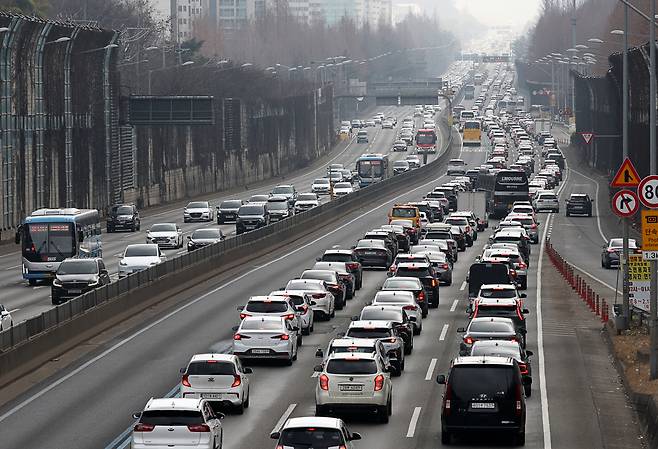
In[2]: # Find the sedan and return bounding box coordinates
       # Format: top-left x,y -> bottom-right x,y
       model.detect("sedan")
118,244 -> 165,278
353,239 -> 392,269
333,182 -> 354,197
406,155 -> 421,169
380,276 -> 428,318
457,317 -> 520,355
357,304 -> 415,354
232,316 -> 299,365
602,238 -> 640,269
300,269 -> 347,309
187,228 -> 225,252
318,249 -> 363,290
146,223 -> 183,249
216,200 -> 244,224
285,279 -> 335,320
312,178 -> 331,194
371,290 -> 422,335
183,201 -> 214,223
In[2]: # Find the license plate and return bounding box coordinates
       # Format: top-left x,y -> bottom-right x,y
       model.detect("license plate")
364,251 -> 378,255
68,289 -> 82,294
471,402 -> 495,409
245,225 -> 256,229
201,393 -> 224,399
251,349 -> 270,354
339,384 -> 363,392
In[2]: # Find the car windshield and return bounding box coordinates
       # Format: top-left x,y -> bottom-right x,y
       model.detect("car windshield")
187,202 -> 207,209
469,321 -> 514,333
186,361 -> 235,376
245,301 -> 288,313
150,224 -> 177,232
139,410 -> 204,426
268,201 -> 288,211
383,279 -> 421,290
280,428 -> 344,447
314,179 -> 330,185
346,328 -> 391,339
241,319 -> 283,330
334,182 -> 351,189
56,260 -> 98,275
326,359 -> 378,374
450,366 -> 515,401
610,238 -> 637,248
112,206 -> 133,215
298,194 -> 317,201
124,245 -> 158,257
238,205 -> 264,215
272,186 -> 293,195
361,309 -> 403,322
479,288 -> 517,299
220,200 -> 242,208
192,230 -> 221,239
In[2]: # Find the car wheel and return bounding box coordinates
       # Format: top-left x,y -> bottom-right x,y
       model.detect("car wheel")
515,429 -> 526,446
400,357 -> 405,371
521,279 -> 528,290
524,384 -> 532,398
422,310 -> 428,319
28,279 -> 37,286
405,342 -> 413,355
310,322 -> 315,333
441,429 -> 452,445
330,308 -> 335,319
298,334 -> 303,346
414,324 -> 421,336
285,354 -> 293,366
106,227 -> 113,233
588,211 -> 592,217
292,346 -> 298,361
235,400 -> 245,415
302,325 -> 310,336
446,278 -> 452,286
566,211 -> 570,217
378,405 -> 389,423
315,405 -> 327,416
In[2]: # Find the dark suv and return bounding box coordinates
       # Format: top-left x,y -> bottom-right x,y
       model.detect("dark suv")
565,193 -> 592,217
216,199 -> 244,224
392,262 -> 440,308
106,204 -> 140,233
236,204 -> 270,234
51,258 -> 111,305
437,356 -> 528,445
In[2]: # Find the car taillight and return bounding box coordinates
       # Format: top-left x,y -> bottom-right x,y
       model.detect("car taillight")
374,374 -> 385,391
443,383 -> 452,416
515,383 -> 523,415
530,223 -> 537,229
518,262 -> 527,269
518,363 -> 529,375
239,313 -> 251,320
607,248 -> 617,253
312,293 -> 325,299
234,333 -> 250,340
187,424 -> 211,432
389,265 -> 396,272
465,226 -> 471,233
283,313 -> 296,320
464,336 -> 474,345
346,263 -> 359,270
386,337 -> 397,343
403,305 -> 416,311
319,374 -> 329,390
442,263 -> 449,269
510,269 -> 517,277
133,423 -> 154,432
431,279 -> 438,287
418,291 -> 425,302
231,375 -> 241,388
298,305 -> 309,313
182,374 -> 191,387
272,334 -> 290,340
328,283 -> 340,290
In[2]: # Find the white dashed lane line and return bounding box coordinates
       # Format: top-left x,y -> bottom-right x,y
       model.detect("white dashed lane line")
439,324 -> 449,341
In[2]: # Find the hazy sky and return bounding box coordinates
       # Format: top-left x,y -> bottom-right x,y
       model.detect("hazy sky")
452,0 -> 541,29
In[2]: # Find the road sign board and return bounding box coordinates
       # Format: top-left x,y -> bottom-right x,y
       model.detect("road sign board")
580,132 -> 594,144
612,189 -> 639,217
643,250 -> 658,260
610,157 -> 641,188
629,254 -> 650,313
642,210 -> 658,251
638,175 -> 658,208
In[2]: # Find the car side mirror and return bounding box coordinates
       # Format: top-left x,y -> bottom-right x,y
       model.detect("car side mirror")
243,367 -> 253,374
313,364 -> 323,372
522,308 -> 530,314
315,257 -> 321,262
315,348 -> 324,358
310,300 -> 317,306
236,306 -> 245,311
409,316 -> 417,322
387,271 -> 394,277
336,332 -> 345,338
187,236 -> 192,240
179,367 -> 186,374
456,327 -> 466,333
350,432 -> 362,441
526,350 -> 534,357
351,315 -> 359,321
351,245 -> 356,250
520,293 -> 527,298
270,431 -> 281,440
14,227 -> 21,244
436,374 -> 446,384
231,325 -> 239,332
132,412 -> 141,419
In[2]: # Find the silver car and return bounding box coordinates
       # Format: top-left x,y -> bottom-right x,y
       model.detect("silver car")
269,290 -> 315,335
236,295 -> 302,342
146,223 -> 183,249
184,201 -> 214,222
371,291 -> 423,334
232,316 -> 299,365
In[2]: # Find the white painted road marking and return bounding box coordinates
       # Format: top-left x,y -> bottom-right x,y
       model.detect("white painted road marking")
5,264 -> 20,270
459,281 -> 466,291
450,299 -> 458,312
425,358 -> 437,381
406,406 -> 422,438
439,324 -> 449,341
8,308 -> 19,313
272,404 -> 297,435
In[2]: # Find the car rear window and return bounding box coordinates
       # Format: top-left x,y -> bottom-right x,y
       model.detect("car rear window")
245,301 -> 288,313
139,410 -> 204,426
360,309 -> 403,322
469,321 -> 514,332
346,328 -> 392,339
476,306 -> 518,318
322,254 -> 351,263
280,428 -> 344,447
479,289 -> 517,299
450,366 -> 516,400
383,279 -> 421,290
186,361 -> 236,376
241,320 -> 283,331
326,359 -> 378,374
395,268 -> 431,277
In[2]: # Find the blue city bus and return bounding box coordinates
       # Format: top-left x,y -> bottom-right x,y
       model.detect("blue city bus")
15,208 -> 102,284
356,153 -> 391,188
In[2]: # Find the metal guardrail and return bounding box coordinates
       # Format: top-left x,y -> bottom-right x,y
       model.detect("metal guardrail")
0,110 -> 455,361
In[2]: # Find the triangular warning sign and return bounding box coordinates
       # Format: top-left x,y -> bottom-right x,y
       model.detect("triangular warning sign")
581,132 -> 594,144
611,157 -> 641,188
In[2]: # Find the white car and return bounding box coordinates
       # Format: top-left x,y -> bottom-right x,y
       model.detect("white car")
314,352 -> 393,423
371,290 -> 423,334
184,201 -> 214,223
131,398 -> 223,449
294,192 -> 320,213
312,178 -> 331,194
146,223 -> 183,249
533,191 -> 559,212
0,304 -> 13,331
270,416 -> 362,448
180,353 -> 252,414
236,295 -> 303,342
118,244 -> 165,278
332,182 -> 354,197
447,159 -> 467,176
285,278 -> 335,320
269,290 -> 315,335
232,316 -> 299,365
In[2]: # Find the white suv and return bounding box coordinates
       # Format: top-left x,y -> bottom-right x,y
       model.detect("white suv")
533,191 -> 559,213
131,397 -> 223,449
237,295 -> 302,342
270,416 -> 362,448
180,354 -> 252,414
447,159 -> 467,176
315,352 -> 393,423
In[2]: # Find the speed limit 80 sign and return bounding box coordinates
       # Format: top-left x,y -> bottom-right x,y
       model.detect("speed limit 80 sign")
639,175 -> 658,208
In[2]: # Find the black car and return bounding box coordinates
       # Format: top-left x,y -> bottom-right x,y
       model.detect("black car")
318,249 -> 363,289
434,187 -> 458,211
216,199 -> 244,224
51,258 -> 111,305
364,231 -> 398,259
565,193 -> 592,217
353,239 -> 392,268
437,356 -> 528,445
357,305 -> 415,354
187,228 -> 225,251
392,262 -> 440,308
381,276 -> 429,317
236,204 -> 270,234
471,340 -> 534,397
408,201 -> 437,222
106,204 -> 140,233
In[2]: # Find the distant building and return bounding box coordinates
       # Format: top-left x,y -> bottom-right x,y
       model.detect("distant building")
171,0 -> 205,42
311,0 -> 391,27
392,2 -> 421,25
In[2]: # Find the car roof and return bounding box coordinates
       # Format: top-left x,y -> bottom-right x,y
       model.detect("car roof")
283,416 -> 344,430
323,249 -> 353,255
326,351 -> 377,361
476,298 -> 519,306
480,283 -> 517,290
452,355 -> 515,367
247,295 -> 288,303
349,320 -> 393,328
242,315 -> 285,323
145,397 -> 204,411
188,353 -> 236,363
330,337 -> 378,348
396,262 -> 431,268
470,316 -> 516,325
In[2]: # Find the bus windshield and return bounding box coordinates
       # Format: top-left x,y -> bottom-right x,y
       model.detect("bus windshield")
358,159 -> 384,178
23,223 -> 75,262
416,131 -> 437,145
464,121 -> 481,130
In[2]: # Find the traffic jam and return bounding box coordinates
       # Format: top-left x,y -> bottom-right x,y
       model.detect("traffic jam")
121,64 -> 570,449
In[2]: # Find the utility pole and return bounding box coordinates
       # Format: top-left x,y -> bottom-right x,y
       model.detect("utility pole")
621,3 -> 631,331
571,0 -> 577,120
650,0 -> 658,380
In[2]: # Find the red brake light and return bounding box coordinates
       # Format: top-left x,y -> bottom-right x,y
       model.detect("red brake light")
283,313 -> 296,320
607,248 -> 616,253
319,374 -> 329,390
442,263 -> 449,269
187,424 -> 211,432
233,333 -> 250,340
431,279 -> 438,287
312,293 -> 325,299
272,334 -> 290,340
530,223 -> 537,229
299,305 -> 309,313
386,337 -> 397,343
464,336 -> 474,345
403,305 -> 416,311
374,374 -> 385,391
418,291 -> 425,301
518,363 -> 529,375
133,423 -> 154,432
346,262 -> 359,270
182,374 -> 191,387
518,262 -> 527,269
231,375 -> 241,388
239,313 -> 250,320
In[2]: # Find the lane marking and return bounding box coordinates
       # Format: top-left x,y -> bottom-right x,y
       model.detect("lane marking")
538,211 -> 553,449
0,132 -> 459,424
5,265 -> 20,270
311,371 -> 320,378
439,324 -> 449,341
567,166 -> 607,243
459,281 -> 466,291
8,308 -> 19,313
424,358 -> 437,381
406,406 -> 422,438
271,403 -> 297,435
450,299 -> 458,312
